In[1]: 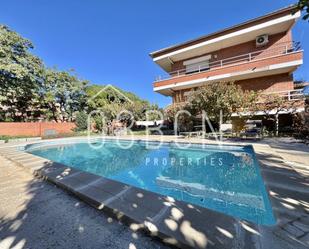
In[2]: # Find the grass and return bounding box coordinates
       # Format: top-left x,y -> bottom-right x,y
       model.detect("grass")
1,129 -> 152,143
0,131 -> 93,142
43,130 -> 152,138
131,130 -> 148,135
0,135 -> 38,143
41,131 -> 97,139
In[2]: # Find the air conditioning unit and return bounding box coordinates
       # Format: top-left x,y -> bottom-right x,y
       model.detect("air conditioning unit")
256,35 -> 269,47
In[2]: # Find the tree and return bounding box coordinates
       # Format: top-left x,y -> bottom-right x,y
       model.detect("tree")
165,102 -> 194,132
0,25 -> 88,122
186,82 -> 257,124
164,82 -> 259,132
0,25 -> 44,121
257,92 -> 302,136
41,69 -> 88,122
86,84 -> 158,127
0,25 -> 154,124
296,0 -> 309,20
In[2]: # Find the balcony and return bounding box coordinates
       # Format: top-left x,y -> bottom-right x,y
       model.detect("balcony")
262,89 -> 305,101
153,41 -> 303,94
178,89 -> 305,104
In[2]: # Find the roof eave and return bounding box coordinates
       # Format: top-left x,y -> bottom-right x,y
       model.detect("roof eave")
150,4 -> 299,59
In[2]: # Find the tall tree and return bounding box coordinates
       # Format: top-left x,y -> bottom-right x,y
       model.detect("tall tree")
0,25 -> 44,121
185,82 -> 256,123
41,69 -> 88,122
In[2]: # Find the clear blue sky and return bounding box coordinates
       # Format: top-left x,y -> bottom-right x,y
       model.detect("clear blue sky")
1,0 -> 308,107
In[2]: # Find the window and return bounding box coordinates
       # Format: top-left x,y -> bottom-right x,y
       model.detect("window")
184,55 -> 211,74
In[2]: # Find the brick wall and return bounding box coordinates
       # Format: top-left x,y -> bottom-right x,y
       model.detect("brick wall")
172,73 -> 294,103
236,73 -> 294,92
0,122 -> 76,137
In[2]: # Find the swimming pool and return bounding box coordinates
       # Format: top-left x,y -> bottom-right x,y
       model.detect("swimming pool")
25,139 -> 275,225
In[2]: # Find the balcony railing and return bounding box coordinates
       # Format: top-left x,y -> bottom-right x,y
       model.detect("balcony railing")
155,41 -> 302,82
175,89 -> 305,105
262,89 -> 305,101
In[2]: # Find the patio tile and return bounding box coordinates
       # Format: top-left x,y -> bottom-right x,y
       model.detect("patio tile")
283,224 -> 305,237
293,221 -> 309,232
121,187 -> 168,214
54,171 -> 103,190
151,199 -> 238,249
39,163 -> 76,180
106,193 -> 156,225
299,233 -> 309,246
74,184 -> 114,209
92,178 -> 130,195
21,159 -> 52,169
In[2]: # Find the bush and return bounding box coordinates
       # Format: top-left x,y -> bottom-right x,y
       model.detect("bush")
75,111 -> 88,131
293,113 -> 309,140
93,115 -> 104,132
42,131 -> 89,140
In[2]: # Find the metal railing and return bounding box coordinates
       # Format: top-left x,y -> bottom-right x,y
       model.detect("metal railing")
262,89 -> 305,101
155,41 -> 302,82
176,89 -> 305,105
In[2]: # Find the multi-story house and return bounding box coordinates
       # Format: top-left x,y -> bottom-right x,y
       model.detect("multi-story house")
150,5 -> 305,130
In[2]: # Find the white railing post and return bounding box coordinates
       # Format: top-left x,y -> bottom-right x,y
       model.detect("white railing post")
288,91 -> 291,101
249,53 -> 252,61
285,45 -> 288,54
220,60 -> 223,67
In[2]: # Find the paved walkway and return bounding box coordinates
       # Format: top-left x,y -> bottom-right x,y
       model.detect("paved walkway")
0,156 -> 168,249
250,143 -> 309,249
263,137 -> 309,167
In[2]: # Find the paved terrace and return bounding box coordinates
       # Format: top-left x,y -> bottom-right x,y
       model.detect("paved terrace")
0,136 -> 308,249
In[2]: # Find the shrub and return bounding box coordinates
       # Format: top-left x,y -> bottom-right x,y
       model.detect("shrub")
75,111 -> 88,131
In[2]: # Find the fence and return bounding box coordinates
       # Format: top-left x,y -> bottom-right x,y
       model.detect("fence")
0,122 -> 76,137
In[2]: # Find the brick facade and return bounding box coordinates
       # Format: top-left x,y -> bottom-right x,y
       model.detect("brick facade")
172,73 -> 294,103
170,32 -> 292,72
236,73 -> 294,92
0,122 -> 76,137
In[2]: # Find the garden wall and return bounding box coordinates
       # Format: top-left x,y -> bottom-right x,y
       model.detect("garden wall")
0,122 -> 76,137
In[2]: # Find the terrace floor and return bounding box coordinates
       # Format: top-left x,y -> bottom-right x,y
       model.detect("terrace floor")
0,136 -> 308,249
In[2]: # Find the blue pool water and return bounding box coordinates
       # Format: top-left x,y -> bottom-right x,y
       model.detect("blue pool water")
25,139 -> 275,225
